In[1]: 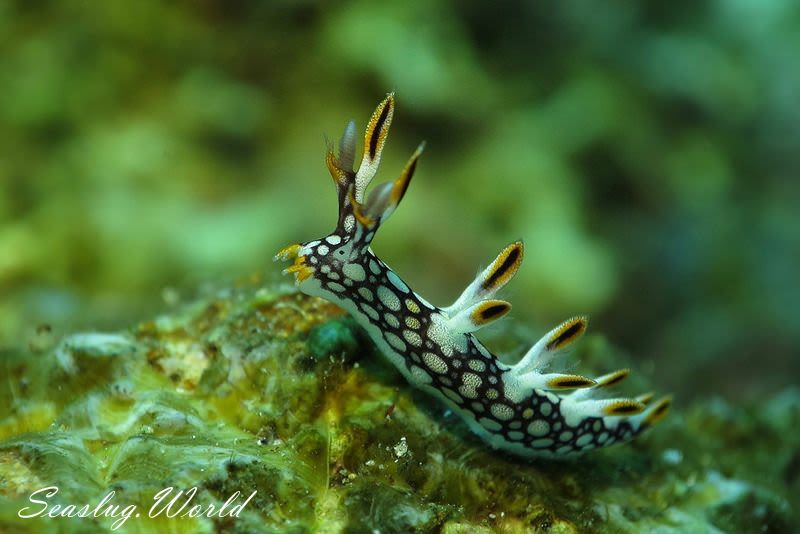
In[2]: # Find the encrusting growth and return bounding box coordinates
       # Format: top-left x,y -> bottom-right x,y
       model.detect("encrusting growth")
276,94 -> 670,458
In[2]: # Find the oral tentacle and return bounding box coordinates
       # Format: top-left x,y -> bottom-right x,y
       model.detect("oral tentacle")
274,243 -> 301,262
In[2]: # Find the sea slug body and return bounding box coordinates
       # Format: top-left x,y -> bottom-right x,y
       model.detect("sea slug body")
276,94 -> 670,458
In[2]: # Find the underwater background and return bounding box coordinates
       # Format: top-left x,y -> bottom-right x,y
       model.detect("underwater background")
2,1 -> 799,532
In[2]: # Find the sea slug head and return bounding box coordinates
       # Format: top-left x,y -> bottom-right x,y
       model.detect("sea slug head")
275,94 -> 424,297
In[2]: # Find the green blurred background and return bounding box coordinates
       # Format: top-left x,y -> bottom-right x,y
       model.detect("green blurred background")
1,1 -> 798,402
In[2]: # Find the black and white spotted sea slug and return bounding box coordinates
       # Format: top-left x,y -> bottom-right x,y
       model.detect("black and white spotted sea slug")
276,94 -> 671,459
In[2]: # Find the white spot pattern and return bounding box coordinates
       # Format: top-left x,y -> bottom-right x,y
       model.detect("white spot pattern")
361,304 -> 379,320
405,299 -> 420,313
527,420 -> 550,437
385,313 -> 400,328
410,365 -> 432,384
422,352 -> 447,374
328,282 -> 345,292
343,263 -> 366,281
387,270 -> 409,292
377,285 -> 401,311
358,287 -> 373,301
369,260 -> 381,274
468,359 -> 486,372
385,332 -> 406,352
480,417 -> 502,431
490,403 -> 514,421
402,330 -> 422,347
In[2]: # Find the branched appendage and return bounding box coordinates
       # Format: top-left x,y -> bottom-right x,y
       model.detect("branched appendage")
276,94 -> 671,458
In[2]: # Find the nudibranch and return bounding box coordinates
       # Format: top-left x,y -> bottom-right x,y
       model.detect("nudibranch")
276,94 -> 670,458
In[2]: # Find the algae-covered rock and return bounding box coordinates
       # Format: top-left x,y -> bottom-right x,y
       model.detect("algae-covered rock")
0,281 -> 798,532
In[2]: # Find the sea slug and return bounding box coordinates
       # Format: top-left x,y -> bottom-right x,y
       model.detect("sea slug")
276,94 -> 670,458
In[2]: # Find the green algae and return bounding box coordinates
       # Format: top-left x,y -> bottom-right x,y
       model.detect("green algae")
306,317 -> 363,364
0,282 -> 798,532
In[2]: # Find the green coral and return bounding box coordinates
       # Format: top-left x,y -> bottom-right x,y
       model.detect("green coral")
1,283 -> 797,532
